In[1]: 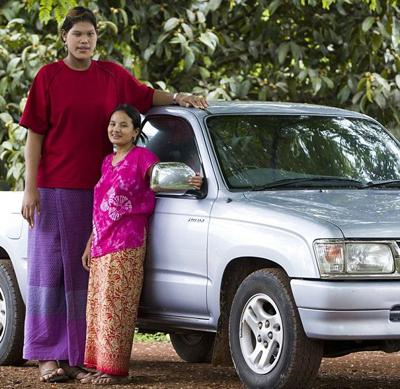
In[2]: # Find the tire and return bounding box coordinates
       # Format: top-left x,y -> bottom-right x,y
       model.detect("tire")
0,260 -> 25,365
170,331 -> 215,363
229,268 -> 322,389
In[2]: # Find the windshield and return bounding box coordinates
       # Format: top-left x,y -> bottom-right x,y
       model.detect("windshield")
206,115 -> 400,189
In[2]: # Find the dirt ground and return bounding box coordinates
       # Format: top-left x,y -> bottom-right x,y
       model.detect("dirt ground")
0,341 -> 399,388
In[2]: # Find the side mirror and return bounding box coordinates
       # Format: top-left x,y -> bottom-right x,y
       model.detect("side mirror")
150,162 -> 197,194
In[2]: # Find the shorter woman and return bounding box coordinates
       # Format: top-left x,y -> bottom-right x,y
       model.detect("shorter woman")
81,104 -> 201,384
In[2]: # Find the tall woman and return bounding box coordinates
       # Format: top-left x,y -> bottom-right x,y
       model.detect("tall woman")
20,6 -> 207,383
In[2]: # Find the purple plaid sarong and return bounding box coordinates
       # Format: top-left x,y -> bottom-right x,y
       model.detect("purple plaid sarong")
23,188 -> 93,366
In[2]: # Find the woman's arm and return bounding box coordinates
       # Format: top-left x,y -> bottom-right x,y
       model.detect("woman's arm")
152,89 -> 208,109
21,131 -> 44,228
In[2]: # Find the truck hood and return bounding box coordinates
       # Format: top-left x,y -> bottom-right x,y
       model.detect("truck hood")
244,190 -> 400,238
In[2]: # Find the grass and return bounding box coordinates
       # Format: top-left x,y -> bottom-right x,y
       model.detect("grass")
134,330 -> 170,342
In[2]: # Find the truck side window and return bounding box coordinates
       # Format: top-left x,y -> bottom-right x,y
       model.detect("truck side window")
140,116 -> 201,173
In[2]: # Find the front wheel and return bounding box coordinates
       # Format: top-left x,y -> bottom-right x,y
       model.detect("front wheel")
229,268 -> 322,389
170,331 -> 215,363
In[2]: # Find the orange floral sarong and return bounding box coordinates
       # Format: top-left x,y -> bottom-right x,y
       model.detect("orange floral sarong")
84,245 -> 145,376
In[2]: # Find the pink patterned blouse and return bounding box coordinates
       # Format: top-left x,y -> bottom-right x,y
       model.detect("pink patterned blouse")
91,146 -> 159,258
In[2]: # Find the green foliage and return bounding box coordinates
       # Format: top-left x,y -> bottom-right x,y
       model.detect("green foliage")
134,330 -> 169,342
1,0 -> 400,189
0,113 -> 26,190
26,0 -> 77,24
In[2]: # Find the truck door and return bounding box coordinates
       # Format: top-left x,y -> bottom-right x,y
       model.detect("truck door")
139,115 -> 211,319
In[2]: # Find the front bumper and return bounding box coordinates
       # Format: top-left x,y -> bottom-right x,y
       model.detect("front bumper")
291,279 -> 400,339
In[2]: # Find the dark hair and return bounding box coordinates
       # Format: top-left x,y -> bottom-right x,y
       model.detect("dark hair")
111,104 -> 144,145
61,7 -> 97,34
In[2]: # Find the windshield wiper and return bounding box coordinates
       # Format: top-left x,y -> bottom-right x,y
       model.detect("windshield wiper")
361,180 -> 400,189
252,177 -> 365,190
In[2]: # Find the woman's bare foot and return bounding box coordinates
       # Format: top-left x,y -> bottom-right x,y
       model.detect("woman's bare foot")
80,371 -> 102,384
38,360 -> 68,383
93,373 -> 131,385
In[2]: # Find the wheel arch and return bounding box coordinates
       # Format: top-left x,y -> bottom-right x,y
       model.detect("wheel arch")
220,257 -> 287,311
0,247 -> 10,260
211,256 -> 288,366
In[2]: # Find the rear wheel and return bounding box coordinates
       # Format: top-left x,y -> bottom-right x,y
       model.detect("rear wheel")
170,331 -> 215,362
229,268 -> 322,388
0,260 -> 25,365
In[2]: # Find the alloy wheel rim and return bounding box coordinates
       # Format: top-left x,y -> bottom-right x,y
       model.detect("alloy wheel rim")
239,293 -> 283,374
0,286 -> 6,342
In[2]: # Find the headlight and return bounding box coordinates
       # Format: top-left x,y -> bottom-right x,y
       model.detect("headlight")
314,240 -> 396,277
346,243 -> 394,273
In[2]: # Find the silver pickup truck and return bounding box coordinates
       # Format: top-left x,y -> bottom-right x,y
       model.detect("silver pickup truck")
1,101 -> 400,388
